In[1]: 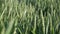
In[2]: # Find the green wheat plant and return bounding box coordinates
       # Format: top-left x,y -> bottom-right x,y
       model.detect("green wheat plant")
0,0 -> 60,34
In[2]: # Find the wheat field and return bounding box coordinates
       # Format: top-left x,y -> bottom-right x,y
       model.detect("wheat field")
0,0 -> 60,34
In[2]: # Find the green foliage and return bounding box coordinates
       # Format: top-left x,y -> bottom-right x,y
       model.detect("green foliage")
0,0 -> 60,34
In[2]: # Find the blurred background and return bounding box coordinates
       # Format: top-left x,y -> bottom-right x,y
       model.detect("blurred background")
0,0 -> 60,34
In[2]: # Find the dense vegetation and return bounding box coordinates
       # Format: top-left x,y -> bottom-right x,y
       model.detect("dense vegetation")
0,0 -> 60,34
